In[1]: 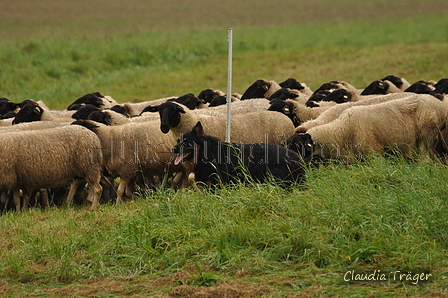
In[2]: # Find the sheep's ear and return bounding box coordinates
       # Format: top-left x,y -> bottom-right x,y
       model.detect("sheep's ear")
176,105 -> 186,114
263,84 -> 270,91
193,121 -> 205,136
33,106 -> 42,114
144,106 -> 159,113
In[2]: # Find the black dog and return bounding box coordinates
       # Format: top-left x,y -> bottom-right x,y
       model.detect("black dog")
171,122 -> 306,188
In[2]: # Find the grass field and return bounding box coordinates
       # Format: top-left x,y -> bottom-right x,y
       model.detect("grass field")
1,1 -> 448,297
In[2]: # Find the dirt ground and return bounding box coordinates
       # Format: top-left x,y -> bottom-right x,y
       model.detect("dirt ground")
1,0 -> 448,38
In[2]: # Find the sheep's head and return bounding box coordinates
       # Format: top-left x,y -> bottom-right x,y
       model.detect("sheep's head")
12,101 -> 43,125
323,89 -> 352,103
0,97 -> 19,116
279,78 -> 305,90
71,104 -> 101,120
67,93 -> 105,110
361,80 -> 389,95
240,79 -> 271,100
146,101 -> 186,134
87,110 -> 111,125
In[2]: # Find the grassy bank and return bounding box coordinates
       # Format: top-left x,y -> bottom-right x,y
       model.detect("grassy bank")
1,156 -> 448,297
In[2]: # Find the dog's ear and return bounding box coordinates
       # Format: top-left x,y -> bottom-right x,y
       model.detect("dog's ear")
192,121 -> 205,136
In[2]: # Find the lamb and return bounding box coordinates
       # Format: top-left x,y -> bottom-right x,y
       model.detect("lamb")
0,125 -> 103,211
72,119 -> 184,204
146,101 -> 295,145
295,92 -> 418,133
287,94 -> 447,162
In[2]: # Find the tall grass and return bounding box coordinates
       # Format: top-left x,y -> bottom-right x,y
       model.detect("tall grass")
1,156 -> 448,296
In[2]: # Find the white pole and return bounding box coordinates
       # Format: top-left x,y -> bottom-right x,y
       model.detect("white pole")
225,28 -> 233,143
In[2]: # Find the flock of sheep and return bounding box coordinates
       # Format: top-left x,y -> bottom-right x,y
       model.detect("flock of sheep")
1,74 -> 447,212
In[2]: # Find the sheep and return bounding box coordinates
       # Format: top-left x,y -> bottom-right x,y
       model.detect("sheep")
404,80 -> 436,94
240,79 -> 282,100
146,101 -> 295,145
269,99 -> 337,127
381,75 -> 411,91
0,125 -> 103,211
287,94 -> 447,162
87,109 -> 160,126
72,119 -> 185,204
0,97 -> 20,117
295,92 -> 422,133
208,94 -> 241,107
194,98 -> 271,117
360,79 -> 403,95
67,92 -> 118,110
197,88 -> 225,103
12,100 -> 74,124
110,96 -> 177,117
313,80 -> 359,94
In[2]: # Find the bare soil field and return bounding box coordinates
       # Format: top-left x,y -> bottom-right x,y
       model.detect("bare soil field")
2,0 -> 448,38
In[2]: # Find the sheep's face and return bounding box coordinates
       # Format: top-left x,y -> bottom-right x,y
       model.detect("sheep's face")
67,93 -> 105,110
240,79 -> 270,100
158,102 -> 186,133
12,102 -> 43,125
172,122 -> 205,165
0,98 -> 18,116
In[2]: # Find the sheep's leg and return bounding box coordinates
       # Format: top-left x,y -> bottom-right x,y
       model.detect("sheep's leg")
125,181 -> 135,200
22,190 -> 32,210
40,189 -> 50,209
12,188 -> 21,212
86,181 -> 102,210
65,180 -> 80,207
116,178 -> 130,205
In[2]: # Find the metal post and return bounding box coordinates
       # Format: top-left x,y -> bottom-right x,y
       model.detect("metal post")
225,28 -> 233,143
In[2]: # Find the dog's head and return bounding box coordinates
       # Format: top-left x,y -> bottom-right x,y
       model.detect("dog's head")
171,121 -> 205,165
285,133 -> 314,160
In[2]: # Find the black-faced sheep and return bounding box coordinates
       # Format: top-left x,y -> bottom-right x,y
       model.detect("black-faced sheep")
295,92 -> 419,133
67,92 -> 118,110
269,99 -> 337,127
194,98 -> 271,118
12,101 -> 74,124
288,94 -> 447,162
381,75 -> 411,91
73,119 -> 184,204
0,98 -> 20,118
240,79 -> 282,100
360,80 -> 402,95
0,125 -> 103,211
147,101 -> 295,145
